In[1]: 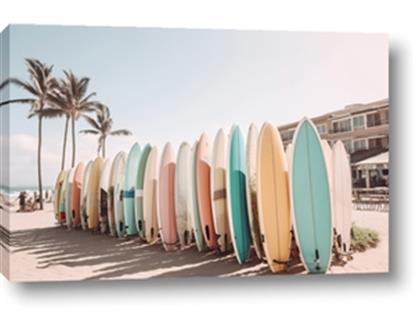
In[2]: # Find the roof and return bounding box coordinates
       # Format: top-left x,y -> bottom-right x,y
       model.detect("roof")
354,151 -> 389,166
278,98 -> 389,131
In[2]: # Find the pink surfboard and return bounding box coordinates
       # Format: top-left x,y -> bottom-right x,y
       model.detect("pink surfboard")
158,143 -> 178,251
196,133 -> 217,249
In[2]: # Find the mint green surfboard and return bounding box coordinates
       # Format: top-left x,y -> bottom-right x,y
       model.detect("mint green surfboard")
135,143 -> 151,238
123,143 -> 141,236
291,118 -> 332,273
227,126 -> 251,264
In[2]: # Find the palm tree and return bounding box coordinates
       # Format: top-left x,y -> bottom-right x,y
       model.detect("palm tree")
47,71 -> 101,167
80,105 -> 132,157
0,59 -> 60,210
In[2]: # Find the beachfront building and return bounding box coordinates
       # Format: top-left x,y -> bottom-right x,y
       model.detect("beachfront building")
278,99 -> 389,189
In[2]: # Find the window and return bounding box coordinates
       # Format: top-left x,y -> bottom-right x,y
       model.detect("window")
366,112 -> 381,127
281,130 -> 293,141
332,118 -> 352,133
353,115 -> 365,129
384,109 -> 389,124
353,139 -> 368,152
343,139 -> 353,153
368,137 -> 383,149
316,123 -> 327,135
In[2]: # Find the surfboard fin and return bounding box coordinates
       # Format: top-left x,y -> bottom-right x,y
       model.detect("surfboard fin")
314,249 -> 321,271
205,225 -> 210,241
272,259 -> 290,264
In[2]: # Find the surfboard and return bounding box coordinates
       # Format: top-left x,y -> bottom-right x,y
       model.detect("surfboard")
285,143 -> 293,170
71,162 -> 85,228
245,123 -> 265,259
175,142 -> 193,247
257,123 -> 292,272
332,141 -> 352,254
58,171 -> 69,224
196,133 -> 217,250
135,143 -> 152,239
80,161 -> 92,230
113,152 -> 127,238
291,118 -> 332,273
53,170 -> 66,223
211,129 -> 231,253
65,167 -> 76,229
158,143 -> 178,251
86,157 -> 104,231
321,140 -> 335,249
108,154 -> 119,236
123,143 -> 141,236
227,126 -> 251,264
190,141 -> 206,252
99,159 -> 111,234
143,146 -> 159,243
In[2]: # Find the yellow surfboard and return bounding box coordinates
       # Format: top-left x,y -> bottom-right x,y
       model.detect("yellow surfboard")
257,123 -> 292,272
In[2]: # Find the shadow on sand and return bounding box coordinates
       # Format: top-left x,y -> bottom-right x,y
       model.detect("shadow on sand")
8,226 -> 304,280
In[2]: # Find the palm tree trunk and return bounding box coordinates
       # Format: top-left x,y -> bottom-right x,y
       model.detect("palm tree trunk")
102,138 -> 106,158
71,116 -> 76,167
37,116 -> 44,210
60,116 -> 69,170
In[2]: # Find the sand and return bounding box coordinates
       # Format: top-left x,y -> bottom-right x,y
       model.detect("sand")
0,203 -> 388,281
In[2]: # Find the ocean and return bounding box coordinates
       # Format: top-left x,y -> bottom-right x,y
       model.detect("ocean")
0,184 -> 53,199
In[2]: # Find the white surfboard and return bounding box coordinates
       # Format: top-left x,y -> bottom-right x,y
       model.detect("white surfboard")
80,161 -> 92,230
245,123 -> 265,259
143,146 -> 159,243
65,167 -> 76,229
113,152 -> 127,238
321,140 -> 335,238
189,141 -> 206,252
210,128 -> 231,253
99,158 -> 111,234
175,142 -> 193,247
332,141 -> 353,254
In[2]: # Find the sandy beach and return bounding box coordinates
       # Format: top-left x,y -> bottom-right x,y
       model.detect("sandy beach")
0,203 -> 388,281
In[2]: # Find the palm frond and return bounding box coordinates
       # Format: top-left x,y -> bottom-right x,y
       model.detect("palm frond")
27,111 -> 38,119
110,129 -> 132,136
82,114 -> 101,130
46,90 -> 67,109
80,92 -> 97,104
81,100 -> 102,110
77,77 -> 90,98
41,108 -> 65,118
0,78 -> 38,96
79,129 -> 100,135
0,98 -> 35,108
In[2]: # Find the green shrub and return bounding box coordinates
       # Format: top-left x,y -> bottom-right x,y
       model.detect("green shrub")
351,224 -> 380,252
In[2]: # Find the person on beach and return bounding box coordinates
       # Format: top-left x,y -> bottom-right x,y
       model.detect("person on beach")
34,192 -> 39,210
17,191 -> 28,212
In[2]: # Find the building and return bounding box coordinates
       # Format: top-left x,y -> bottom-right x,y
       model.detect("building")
278,99 -> 389,189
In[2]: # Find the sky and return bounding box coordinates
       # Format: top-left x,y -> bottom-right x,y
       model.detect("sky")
1,25 -> 388,187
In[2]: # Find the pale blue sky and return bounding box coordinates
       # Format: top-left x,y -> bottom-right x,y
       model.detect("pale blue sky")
2,25 -> 388,186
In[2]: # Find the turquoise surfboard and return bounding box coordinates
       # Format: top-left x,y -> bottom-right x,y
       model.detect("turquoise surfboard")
291,118 -> 332,273
123,143 -> 141,236
135,143 -> 151,238
227,126 -> 251,264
